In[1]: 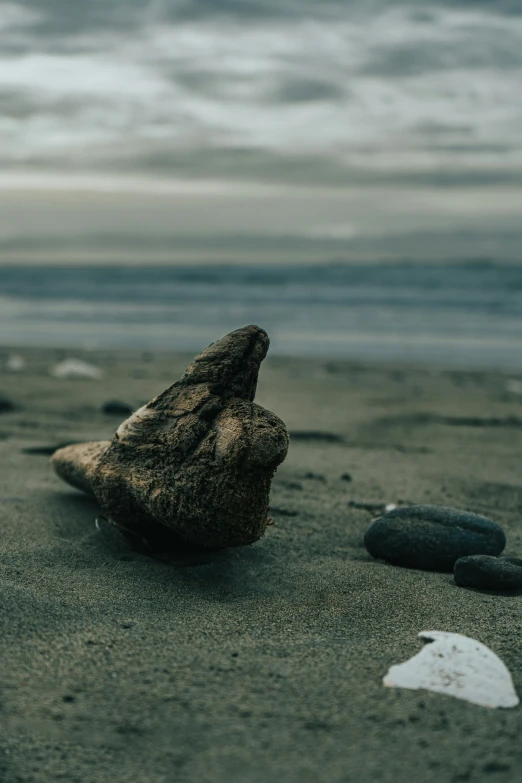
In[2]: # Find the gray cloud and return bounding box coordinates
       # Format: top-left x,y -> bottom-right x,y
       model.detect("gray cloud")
433,0 -> 522,14
11,0 -> 522,53
0,89 -> 89,119
1,141 -> 521,189
58,146 -> 522,188
2,226 -> 522,265
174,68 -> 230,96
423,142 -> 515,154
360,44 -> 454,78
361,35 -> 522,77
1,0 -> 522,250
14,1 -> 141,37
13,0 -> 522,35
269,77 -> 346,104
414,122 -> 475,136
0,89 -> 40,119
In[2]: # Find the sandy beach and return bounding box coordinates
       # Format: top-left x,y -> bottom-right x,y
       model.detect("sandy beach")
2,345 -> 522,782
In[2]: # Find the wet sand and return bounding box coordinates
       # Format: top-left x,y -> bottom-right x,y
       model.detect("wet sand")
1,346 -> 522,782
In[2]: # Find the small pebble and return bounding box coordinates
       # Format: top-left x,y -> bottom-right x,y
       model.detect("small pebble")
349,500 -> 385,513
364,505 -> 506,572
454,555 -> 522,591
102,400 -> 134,416
0,396 -> 14,413
305,472 -> 326,483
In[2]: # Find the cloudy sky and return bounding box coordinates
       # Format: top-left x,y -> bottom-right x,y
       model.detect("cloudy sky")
1,0 -> 521,264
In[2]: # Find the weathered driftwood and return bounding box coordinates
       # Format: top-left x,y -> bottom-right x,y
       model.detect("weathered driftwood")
52,326 -> 289,549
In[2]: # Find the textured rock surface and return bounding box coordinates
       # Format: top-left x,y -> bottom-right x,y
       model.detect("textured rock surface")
454,555 -> 522,590
364,505 -> 506,571
52,440 -> 110,494
52,325 -> 289,549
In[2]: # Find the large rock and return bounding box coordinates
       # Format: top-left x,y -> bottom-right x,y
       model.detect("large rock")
52,326 -> 289,550
364,505 -> 506,571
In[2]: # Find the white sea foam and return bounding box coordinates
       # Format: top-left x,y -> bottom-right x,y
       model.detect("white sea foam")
50,359 -> 104,380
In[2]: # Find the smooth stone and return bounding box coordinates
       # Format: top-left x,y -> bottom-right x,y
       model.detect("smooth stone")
364,505 -> 506,571
0,396 -> 14,413
454,555 -> 522,590
102,400 -> 134,416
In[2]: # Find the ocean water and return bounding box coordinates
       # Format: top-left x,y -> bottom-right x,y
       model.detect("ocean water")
1,262 -> 522,369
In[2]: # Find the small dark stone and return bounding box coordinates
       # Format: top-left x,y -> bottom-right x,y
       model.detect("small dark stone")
102,400 -> 134,416
349,500 -> 384,513
23,441 -> 79,456
278,480 -> 303,491
340,473 -> 352,482
454,555 -> 522,591
304,472 -> 326,483
482,762 -> 511,774
270,507 -> 298,518
364,505 -> 506,572
0,396 -> 14,413
290,431 -> 344,444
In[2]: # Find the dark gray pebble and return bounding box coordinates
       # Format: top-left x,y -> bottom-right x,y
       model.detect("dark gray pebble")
304,472 -> 326,483
364,505 -> 506,572
0,396 -> 14,413
102,400 -> 133,416
290,431 -> 344,444
270,507 -> 298,518
350,500 -> 385,513
22,441 -> 79,456
454,555 -> 522,590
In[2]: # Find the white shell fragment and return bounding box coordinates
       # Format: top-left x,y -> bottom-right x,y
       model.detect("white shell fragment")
50,359 -> 104,380
384,631 -> 519,709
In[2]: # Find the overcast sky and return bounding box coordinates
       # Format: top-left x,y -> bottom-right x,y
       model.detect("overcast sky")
1,0 -> 521,264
